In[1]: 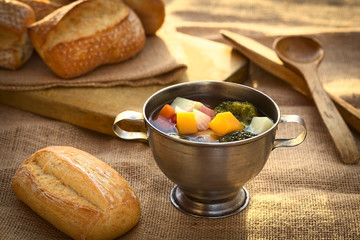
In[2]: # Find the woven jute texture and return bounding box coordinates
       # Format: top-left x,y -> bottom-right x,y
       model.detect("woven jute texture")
0,33 -> 187,90
1,75 -> 359,239
1,0 -> 360,239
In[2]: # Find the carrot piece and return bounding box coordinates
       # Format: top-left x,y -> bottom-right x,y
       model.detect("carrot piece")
209,112 -> 244,136
176,112 -> 198,134
158,104 -> 175,119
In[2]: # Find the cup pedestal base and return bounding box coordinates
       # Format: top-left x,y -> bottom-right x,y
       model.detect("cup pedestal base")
170,185 -> 249,218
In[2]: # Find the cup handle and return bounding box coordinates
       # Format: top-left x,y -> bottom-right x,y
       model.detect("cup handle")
112,111 -> 148,141
273,115 -> 307,149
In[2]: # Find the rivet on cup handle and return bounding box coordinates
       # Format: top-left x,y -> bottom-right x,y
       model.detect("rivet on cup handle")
273,115 -> 307,149
113,111 -> 148,141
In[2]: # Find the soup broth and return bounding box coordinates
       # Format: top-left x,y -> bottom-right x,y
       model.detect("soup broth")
149,95 -> 273,143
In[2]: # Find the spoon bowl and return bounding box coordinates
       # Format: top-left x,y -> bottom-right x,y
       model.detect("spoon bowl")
274,36 -> 359,164
275,36 -> 324,66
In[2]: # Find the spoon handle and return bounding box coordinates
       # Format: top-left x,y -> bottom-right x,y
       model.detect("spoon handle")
301,66 -> 359,164
220,30 -> 360,134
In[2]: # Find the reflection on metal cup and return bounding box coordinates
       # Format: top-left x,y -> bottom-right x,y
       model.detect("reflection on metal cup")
113,81 -> 306,218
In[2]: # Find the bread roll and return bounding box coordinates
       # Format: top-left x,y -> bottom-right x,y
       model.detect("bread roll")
11,146 -> 140,240
28,0 -> 146,79
123,0 -> 165,35
0,0 -> 35,70
17,0 -> 72,20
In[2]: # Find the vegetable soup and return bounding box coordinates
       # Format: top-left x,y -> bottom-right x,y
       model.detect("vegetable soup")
149,95 -> 274,143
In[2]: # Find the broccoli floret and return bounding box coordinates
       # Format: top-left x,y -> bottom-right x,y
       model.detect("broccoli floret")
218,130 -> 256,142
214,101 -> 259,125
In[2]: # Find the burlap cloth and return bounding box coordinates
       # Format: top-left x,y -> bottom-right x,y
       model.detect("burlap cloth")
0,32 -> 187,90
1,0 -> 360,239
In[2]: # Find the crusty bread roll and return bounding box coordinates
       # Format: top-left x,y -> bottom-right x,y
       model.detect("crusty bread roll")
11,146 -> 140,240
0,0 -> 35,70
17,0 -> 71,20
123,0 -> 165,35
28,0 -> 146,79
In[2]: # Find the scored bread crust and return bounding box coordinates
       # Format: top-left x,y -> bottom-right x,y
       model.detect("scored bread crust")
16,0 -> 72,20
0,0 -> 35,70
11,146 -> 141,240
28,0 -> 146,79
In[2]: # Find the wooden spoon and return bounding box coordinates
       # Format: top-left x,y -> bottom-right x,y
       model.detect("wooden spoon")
220,30 -> 360,134
274,36 -> 359,164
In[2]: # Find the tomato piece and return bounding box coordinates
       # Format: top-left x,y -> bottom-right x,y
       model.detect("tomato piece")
171,113 -> 177,123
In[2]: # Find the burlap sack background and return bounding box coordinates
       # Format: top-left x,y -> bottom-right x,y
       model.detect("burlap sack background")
1,0 -> 360,239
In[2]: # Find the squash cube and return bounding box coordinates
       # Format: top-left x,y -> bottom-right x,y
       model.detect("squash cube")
176,112 -> 198,134
209,112 -> 244,136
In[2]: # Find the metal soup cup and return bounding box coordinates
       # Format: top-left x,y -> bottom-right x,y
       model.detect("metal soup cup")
113,81 -> 306,218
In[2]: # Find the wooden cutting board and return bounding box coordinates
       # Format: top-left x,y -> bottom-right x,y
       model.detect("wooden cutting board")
0,32 -> 248,136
